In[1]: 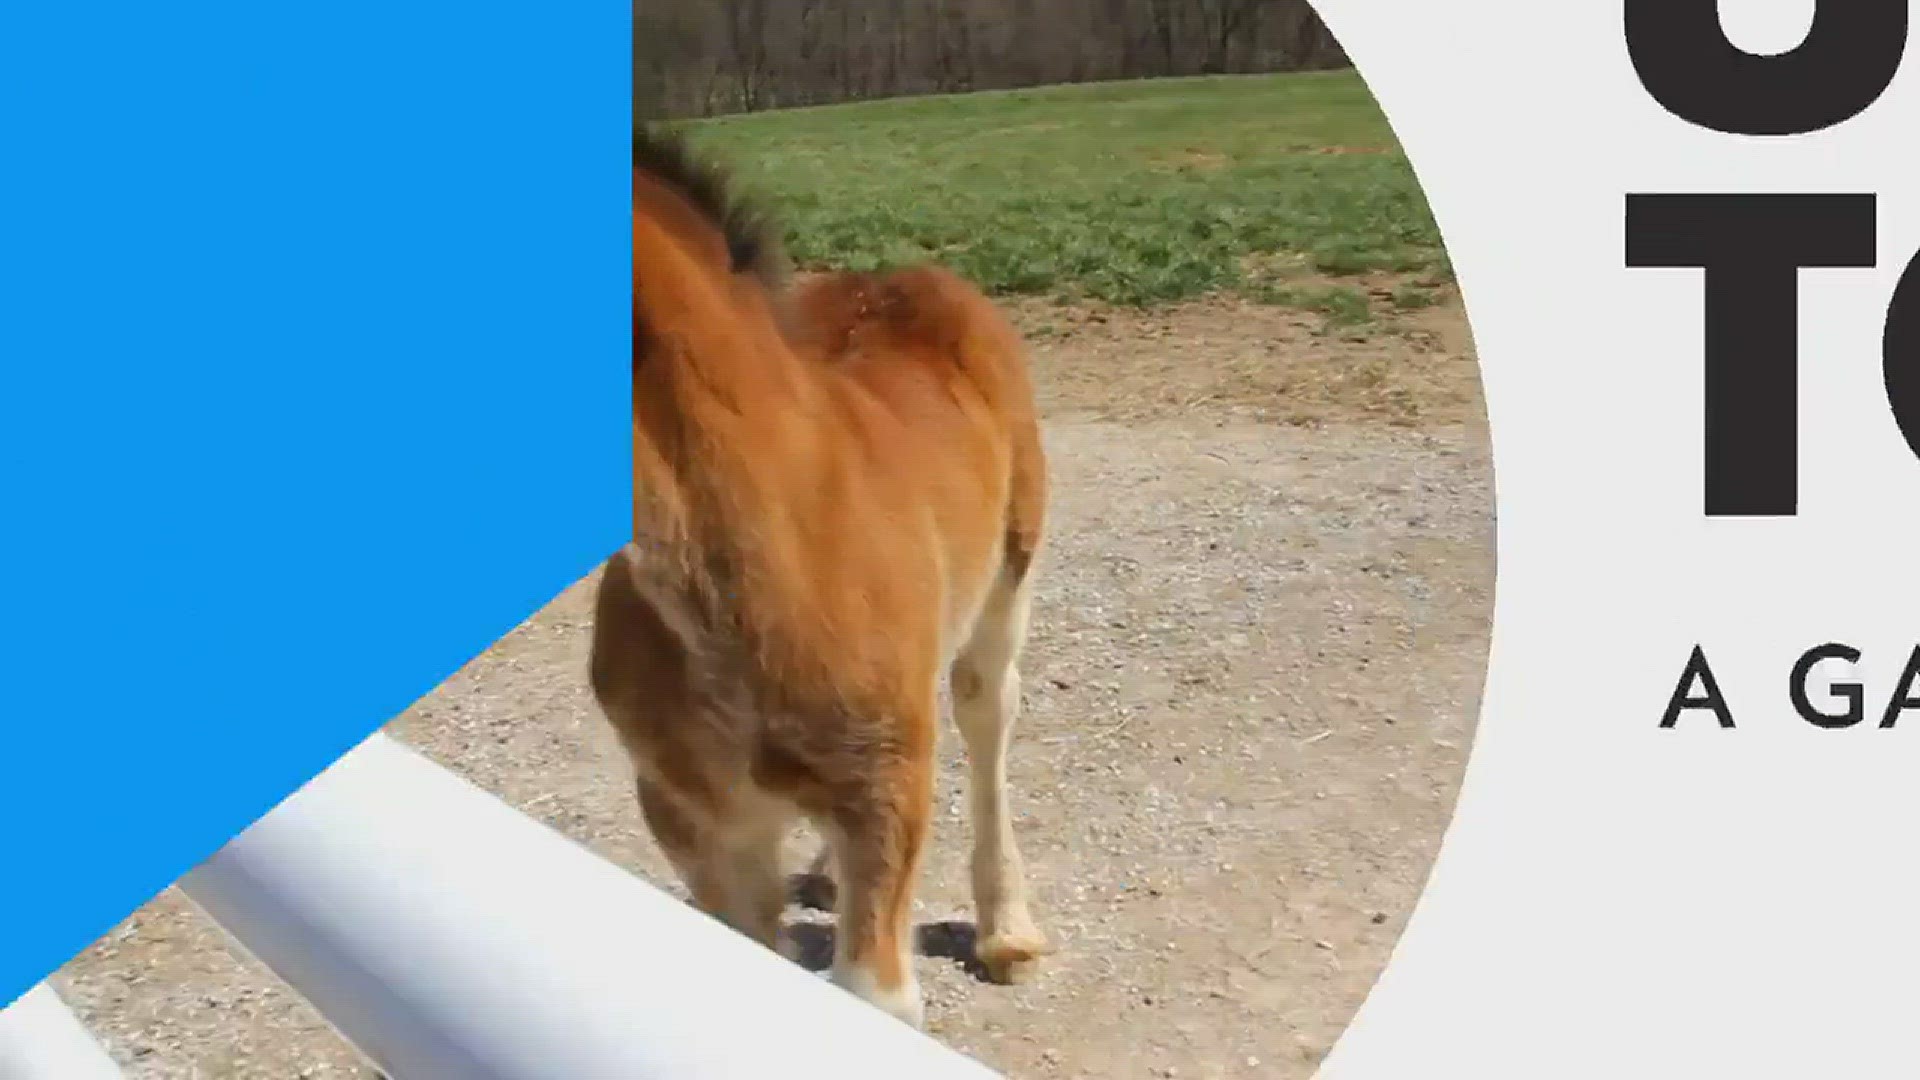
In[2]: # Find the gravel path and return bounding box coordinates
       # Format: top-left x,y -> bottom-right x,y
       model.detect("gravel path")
52,295 -> 1494,1079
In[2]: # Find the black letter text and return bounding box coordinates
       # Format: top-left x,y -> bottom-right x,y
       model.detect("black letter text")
1662,644 -> 1736,728
1879,646 -> 1920,728
1790,642 -> 1865,728
1625,0 -> 1908,135
1625,194 -> 1876,516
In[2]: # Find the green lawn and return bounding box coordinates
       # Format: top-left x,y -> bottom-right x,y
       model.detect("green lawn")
682,71 -> 1448,312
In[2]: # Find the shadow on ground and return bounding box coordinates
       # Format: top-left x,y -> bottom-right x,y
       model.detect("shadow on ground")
785,870 -> 995,983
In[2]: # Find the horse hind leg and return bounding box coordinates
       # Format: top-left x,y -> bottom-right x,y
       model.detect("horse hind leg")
948,564 -> 1052,985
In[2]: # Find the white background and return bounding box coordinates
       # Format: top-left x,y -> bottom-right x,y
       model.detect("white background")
1312,1 -> 1920,1076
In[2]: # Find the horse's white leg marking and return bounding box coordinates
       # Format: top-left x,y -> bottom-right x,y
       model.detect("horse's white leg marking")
949,567 -> 1049,985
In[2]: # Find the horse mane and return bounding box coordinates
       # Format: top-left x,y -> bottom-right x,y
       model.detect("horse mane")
634,124 -> 789,292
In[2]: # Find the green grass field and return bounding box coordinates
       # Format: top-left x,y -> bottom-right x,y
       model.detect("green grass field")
683,71 -> 1448,314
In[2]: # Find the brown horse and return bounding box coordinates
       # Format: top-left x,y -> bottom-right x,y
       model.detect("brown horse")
592,126 -> 1052,1026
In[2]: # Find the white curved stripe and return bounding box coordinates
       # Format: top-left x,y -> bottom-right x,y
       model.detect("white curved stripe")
180,733 -> 999,1080
0,984 -> 125,1080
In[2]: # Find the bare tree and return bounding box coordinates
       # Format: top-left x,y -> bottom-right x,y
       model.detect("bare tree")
716,0 -> 773,111
1198,0 -> 1265,74
930,0 -> 977,92
1141,0 -> 1182,76
634,0 -> 1350,120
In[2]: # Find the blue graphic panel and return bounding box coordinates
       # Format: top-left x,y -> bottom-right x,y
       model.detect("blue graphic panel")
0,3 -> 629,1005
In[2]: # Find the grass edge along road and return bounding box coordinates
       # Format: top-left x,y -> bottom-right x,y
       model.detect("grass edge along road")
679,71 -> 1450,325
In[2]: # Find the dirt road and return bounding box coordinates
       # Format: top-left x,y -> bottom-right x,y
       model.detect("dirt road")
52,292 -> 1493,1079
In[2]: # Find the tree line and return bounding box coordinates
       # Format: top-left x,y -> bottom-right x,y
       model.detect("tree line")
636,0 -> 1349,120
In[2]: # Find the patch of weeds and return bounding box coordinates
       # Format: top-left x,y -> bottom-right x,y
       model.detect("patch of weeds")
1254,282 -> 1375,328
1389,285 -> 1438,311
